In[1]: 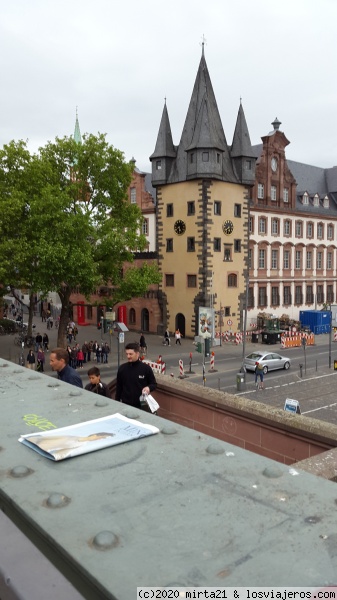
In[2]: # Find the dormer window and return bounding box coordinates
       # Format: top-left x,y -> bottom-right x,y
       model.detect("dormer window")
313,194 -> 319,207
156,160 -> 162,170
302,192 -> 309,205
202,152 -> 209,162
324,195 -> 330,208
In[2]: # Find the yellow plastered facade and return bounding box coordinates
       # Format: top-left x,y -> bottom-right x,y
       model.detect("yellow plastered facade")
158,179 -> 248,337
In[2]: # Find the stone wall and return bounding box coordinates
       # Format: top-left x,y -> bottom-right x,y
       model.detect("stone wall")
110,374 -> 337,465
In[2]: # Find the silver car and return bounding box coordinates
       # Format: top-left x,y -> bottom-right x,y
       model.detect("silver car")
243,351 -> 291,374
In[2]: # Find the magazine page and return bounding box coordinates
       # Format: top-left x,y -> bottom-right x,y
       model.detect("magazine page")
19,413 -> 159,461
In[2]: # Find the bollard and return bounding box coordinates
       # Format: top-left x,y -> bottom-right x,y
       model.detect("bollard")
178,359 -> 188,379
188,352 -> 195,374
299,363 -> 303,378
208,351 -> 218,373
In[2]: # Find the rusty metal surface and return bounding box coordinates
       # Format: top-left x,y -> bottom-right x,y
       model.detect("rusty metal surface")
1,359 -> 337,599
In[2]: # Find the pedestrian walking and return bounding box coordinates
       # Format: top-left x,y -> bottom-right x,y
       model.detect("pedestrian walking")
164,328 -> 170,346
115,342 -> 156,409
35,332 -> 42,352
139,333 -> 147,356
255,361 -> 265,390
36,347 -> 45,372
85,367 -> 111,398
43,333 -> 49,351
26,349 -> 36,370
175,329 -> 182,345
49,347 -> 83,388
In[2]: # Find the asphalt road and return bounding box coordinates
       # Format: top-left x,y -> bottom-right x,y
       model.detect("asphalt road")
2,321 -> 337,426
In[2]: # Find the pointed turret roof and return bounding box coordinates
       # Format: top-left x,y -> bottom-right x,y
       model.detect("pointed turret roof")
168,51 -> 237,184
73,108 -> 82,144
231,101 -> 256,158
150,102 -> 176,159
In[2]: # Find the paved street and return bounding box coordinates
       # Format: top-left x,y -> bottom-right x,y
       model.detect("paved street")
2,320 -> 337,426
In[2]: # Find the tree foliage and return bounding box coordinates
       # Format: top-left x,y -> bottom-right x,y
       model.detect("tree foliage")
0,134 -> 161,346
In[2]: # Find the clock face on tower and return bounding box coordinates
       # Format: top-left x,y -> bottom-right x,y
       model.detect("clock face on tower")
222,220 -> 234,235
271,157 -> 278,172
174,219 -> 186,235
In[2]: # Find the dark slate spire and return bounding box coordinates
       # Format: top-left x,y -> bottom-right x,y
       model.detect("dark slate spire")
231,101 -> 256,185
168,52 -> 237,184
150,101 -> 176,186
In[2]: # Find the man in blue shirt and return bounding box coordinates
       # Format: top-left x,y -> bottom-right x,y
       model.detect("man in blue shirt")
49,347 -> 83,388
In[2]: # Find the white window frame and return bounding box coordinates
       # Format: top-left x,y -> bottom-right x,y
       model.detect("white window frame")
283,250 -> 290,270
271,185 -> 277,201
284,220 -> 290,236
258,249 -> 265,269
259,217 -> 266,234
306,251 -> 312,270
271,218 -> 278,235
271,249 -> 278,269
257,183 -> 264,199
283,188 -> 289,203
130,188 -> 136,204
295,221 -> 302,237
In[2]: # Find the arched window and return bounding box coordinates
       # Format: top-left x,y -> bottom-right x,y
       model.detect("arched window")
129,308 -> 136,324
228,274 -> 237,287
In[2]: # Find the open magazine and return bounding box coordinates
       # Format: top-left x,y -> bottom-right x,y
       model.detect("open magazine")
19,413 -> 159,461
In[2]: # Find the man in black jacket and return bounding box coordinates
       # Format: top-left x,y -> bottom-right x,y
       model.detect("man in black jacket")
115,342 -> 156,409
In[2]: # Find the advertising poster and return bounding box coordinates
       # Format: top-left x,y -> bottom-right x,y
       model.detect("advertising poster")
198,307 -> 214,337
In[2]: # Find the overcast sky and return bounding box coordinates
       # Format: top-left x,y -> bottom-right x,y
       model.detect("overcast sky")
1,0 -> 336,173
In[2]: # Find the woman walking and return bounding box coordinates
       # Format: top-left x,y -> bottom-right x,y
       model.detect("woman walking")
26,349 -> 36,370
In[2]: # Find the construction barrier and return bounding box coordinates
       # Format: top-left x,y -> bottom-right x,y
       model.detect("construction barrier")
235,332 -> 243,345
179,359 -> 184,377
142,359 -> 166,374
208,351 -> 218,373
334,331 -> 337,342
281,333 -> 315,349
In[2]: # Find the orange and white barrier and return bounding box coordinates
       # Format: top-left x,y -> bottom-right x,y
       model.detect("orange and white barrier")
281,333 -> 315,349
142,359 -> 166,374
179,359 -> 184,377
235,332 -> 243,345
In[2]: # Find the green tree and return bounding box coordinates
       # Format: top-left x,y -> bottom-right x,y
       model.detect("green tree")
0,134 -> 161,346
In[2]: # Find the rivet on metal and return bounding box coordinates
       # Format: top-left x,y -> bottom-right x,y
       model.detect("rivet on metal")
28,375 -> 40,380
45,493 -> 71,509
206,443 -> 225,455
9,465 -> 33,478
47,382 -> 60,388
122,409 -> 140,420
262,466 -> 283,479
95,398 -> 109,407
92,531 -> 119,550
69,389 -> 82,397
304,515 -> 322,524
0,363 -> 9,368
161,426 -> 178,435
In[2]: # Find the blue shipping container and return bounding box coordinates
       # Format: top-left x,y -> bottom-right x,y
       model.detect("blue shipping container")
299,310 -> 331,334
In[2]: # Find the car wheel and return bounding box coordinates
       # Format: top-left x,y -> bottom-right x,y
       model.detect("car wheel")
263,366 -> 268,374
284,361 -> 290,370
